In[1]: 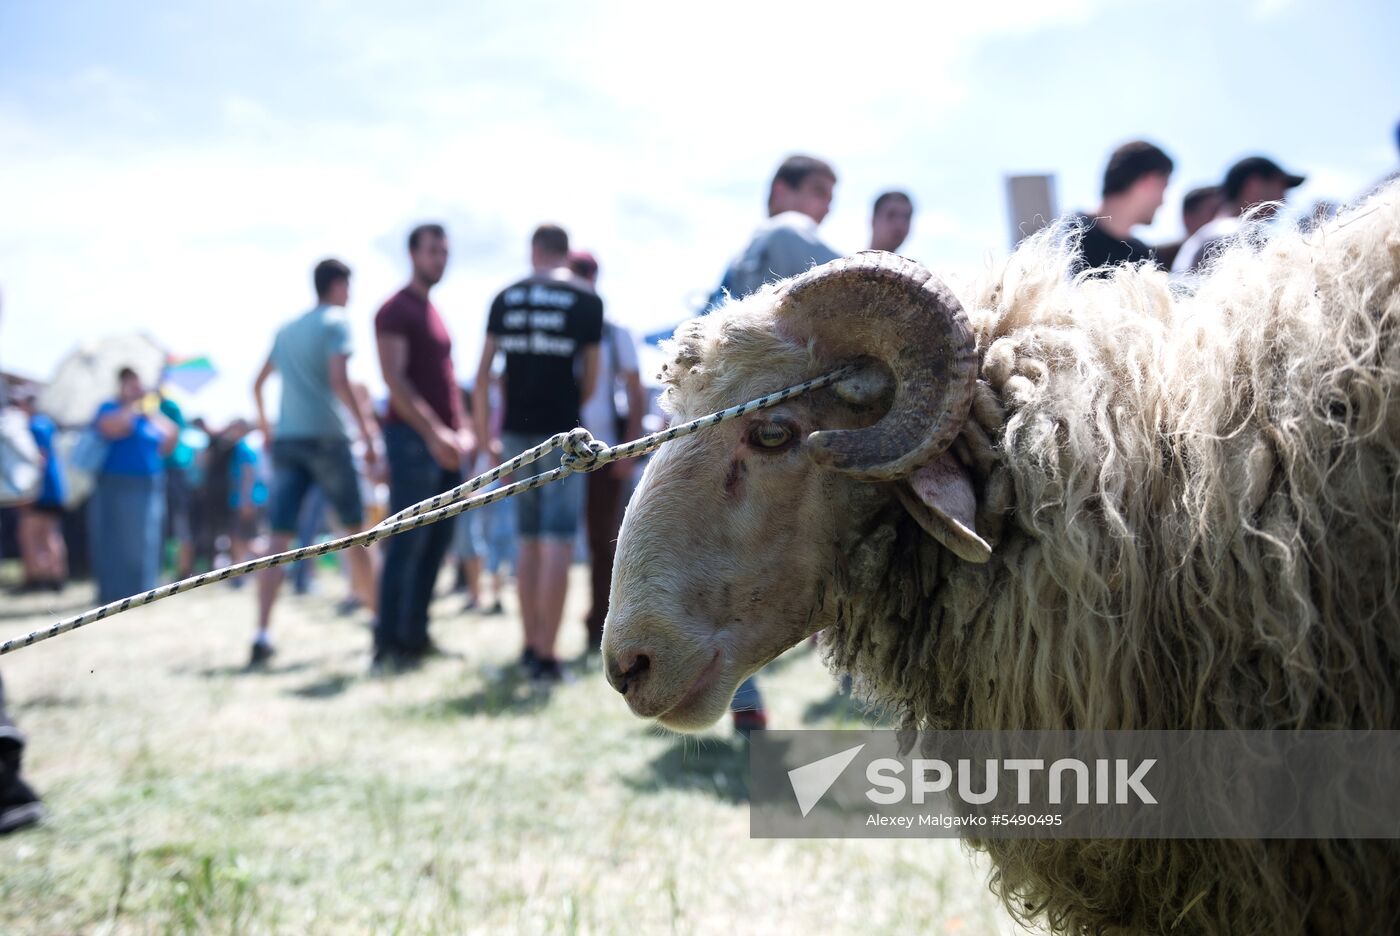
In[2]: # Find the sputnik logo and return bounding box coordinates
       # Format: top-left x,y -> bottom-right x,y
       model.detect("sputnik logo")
787,744 -> 865,817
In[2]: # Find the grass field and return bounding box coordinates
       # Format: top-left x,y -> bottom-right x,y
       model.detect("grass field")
0,560 -> 1014,935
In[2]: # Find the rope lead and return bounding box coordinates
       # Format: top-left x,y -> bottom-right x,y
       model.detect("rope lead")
0,367 -> 854,657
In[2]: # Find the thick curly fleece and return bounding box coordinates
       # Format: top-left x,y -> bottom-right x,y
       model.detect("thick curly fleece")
661,185 -> 1400,935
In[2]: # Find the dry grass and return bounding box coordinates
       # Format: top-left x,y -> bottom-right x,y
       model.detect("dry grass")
0,559 -> 1012,935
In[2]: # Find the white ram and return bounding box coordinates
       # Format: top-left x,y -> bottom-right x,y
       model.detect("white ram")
602,186 -> 1400,934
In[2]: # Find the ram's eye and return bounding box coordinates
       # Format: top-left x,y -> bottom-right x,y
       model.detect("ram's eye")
749,421 -> 794,450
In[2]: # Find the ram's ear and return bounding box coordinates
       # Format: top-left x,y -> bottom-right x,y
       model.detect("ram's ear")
894,452 -> 992,564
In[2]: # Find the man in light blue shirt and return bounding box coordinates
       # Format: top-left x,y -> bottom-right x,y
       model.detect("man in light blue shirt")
707,154 -> 841,312
706,154 -> 843,735
249,258 -> 382,668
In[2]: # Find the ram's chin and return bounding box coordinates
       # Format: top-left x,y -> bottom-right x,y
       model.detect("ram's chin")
654,678 -> 740,732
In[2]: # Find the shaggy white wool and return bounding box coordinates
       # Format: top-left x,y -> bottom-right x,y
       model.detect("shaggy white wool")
660,183 -> 1400,935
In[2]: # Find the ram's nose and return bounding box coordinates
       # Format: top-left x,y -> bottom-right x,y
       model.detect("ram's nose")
605,647 -> 654,698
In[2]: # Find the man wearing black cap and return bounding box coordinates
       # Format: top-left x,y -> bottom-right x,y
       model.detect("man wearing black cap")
1171,155 -> 1306,275
1073,140 -> 1174,272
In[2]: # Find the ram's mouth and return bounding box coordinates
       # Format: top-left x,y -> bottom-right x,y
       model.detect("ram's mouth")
652,651 -> 728,730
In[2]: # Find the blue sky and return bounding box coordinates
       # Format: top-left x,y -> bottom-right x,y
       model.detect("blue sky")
2,0 -> 1397,421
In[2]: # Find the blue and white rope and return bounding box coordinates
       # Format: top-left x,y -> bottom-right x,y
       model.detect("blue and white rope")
0,367 -> 853,657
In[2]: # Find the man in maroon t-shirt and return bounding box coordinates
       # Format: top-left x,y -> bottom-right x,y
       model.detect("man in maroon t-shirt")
372,223 -> 474,670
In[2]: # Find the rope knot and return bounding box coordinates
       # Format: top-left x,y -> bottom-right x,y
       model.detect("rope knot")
559,428 -> 607,471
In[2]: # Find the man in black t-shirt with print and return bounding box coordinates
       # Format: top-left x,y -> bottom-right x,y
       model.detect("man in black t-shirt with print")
475,224 -> 602,682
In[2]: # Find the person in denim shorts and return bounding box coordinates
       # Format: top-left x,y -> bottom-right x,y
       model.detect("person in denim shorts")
250,258 -> 382,668
474,224 -> 602,682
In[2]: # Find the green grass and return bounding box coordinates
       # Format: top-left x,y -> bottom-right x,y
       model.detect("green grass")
0,562 -> 1015,934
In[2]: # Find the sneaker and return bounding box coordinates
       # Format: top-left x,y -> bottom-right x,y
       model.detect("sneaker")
732,708 -> 768,739
417,639 -> 451,660
248,640 -> 276,669
369,648 -> 419,676
519,647 -> 542,677
376,643 -> 441,672
535,658 -> 576,685
0,778 -> 44,835
462,596 -> 479,613
484,600 -> 504,616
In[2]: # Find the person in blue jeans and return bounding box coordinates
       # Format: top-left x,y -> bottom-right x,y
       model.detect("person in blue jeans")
452,477 -> 488,610
480,490 -> 516,614
373,225 -> 472,670
89,368 -> 176,605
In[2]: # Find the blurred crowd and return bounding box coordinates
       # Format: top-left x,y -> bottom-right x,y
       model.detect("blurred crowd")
1,122 -> 1398,834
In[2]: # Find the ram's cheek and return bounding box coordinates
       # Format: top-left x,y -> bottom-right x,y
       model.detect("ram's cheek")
722,458 -> 746,499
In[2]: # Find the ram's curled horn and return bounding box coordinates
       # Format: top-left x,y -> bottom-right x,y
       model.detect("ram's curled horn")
771,251 -> 978,480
